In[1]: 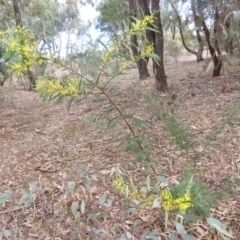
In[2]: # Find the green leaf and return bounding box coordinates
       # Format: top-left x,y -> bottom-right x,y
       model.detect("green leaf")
141,231 -> 159,240
107,196 -> 114,207
152,197 -> 160,208
130,117 -> 147,130
67,181 -> 75,190
71,202 -> 78,217
148,235 -> 159,240
81,200 -> 85,214
207,217 -> 233,238
146,26 -> 159,33
76,169 -> 85,176
176,223 -> 186,234
3,230 -> 11,237
125,185 -> 129,198
0,192 -> 12,205
146,175 -> 151,192
149,53 -> 160,63
108,116 -> 122,130
87,213 -> 96,222
180,234 -> 195,240
3,51 -> 16,62
180,214 -> 201,222
97,39 -> 108,50
102,178 -> 107,187
119,234 -> 127,240
41,92 -> 50,101
156,175 -> 167,184
126,231 -> 133,239
99,194 -> 107,205
67,96 -> 75,111
129,176 -> 135,189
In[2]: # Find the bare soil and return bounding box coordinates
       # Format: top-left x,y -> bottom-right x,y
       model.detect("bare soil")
0,54 -> 240,239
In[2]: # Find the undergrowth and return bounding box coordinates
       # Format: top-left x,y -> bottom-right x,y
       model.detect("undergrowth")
1,15 -> 240,240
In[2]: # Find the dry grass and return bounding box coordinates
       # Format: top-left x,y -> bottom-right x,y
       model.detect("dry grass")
0,54 -> 240,239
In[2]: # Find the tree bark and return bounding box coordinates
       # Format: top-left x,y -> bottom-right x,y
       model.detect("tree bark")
152,0 -> 168,91
202,19 -> 221,77
128,0 -> 150,80
12,0 -> 23,26
12,0 -> 36,90
190,0 -> 204,62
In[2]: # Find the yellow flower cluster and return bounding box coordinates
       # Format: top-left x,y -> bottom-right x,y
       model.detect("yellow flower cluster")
113,178 -> 193,212
160,189 -> 192,211
37,78 -> 82,97
139,42 -> 154,59
130,15 -> 154,35
118,63 -> 127,74
2,26 -> 40,75
100,43 -> 121,68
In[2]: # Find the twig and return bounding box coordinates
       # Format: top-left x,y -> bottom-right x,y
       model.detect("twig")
0,206 -> 26,215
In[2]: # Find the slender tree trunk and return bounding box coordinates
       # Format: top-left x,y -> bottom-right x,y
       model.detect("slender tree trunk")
41,19 -> 53,57
171,0 -> 203,62
202,17 -> 222,77
12,0 -> 35,90
229,38 -> 233,55
213,4 -> 222,76
128,0 -> 150,80
12,0 -> 23,26
190,0 -> 204,62
152,0 -> 168,91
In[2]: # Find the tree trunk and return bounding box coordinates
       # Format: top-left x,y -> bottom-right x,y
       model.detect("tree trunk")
229,38 -> 233,55
12,0 -> 23,26
202,18 -> 222,77
128,0 -> 150,80
171,0 -> 203,62
152,0 -> 168,91
12,0 -> 36,90
191,0 -> 204,62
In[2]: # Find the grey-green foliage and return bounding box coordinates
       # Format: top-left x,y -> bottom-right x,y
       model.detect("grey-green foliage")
67,45 -> 103,78
175,176 -> 218,217
162,115 -> 197,152
123,134 -> 154,163
18,0 -> 92,58
165,38 -> 182,62
0,44 -> 9,86
96,0 -> 129,38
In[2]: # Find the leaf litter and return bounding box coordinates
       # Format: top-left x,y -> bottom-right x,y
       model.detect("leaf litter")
0,54 -> 240,239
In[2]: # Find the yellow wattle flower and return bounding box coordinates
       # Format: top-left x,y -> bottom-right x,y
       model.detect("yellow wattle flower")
160,189 -> 192,211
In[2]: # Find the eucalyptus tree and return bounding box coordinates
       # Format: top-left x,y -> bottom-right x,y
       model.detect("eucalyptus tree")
129,0 -> 168,90
151,0 -> 168,91
22,0 -> 91,58
96,0 -> 129,42
169,0 -> 204,62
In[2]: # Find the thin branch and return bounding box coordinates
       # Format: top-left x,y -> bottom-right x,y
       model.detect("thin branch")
55,60 -> 158,175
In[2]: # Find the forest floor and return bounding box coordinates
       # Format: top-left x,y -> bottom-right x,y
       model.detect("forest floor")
0,53 -> 240,239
